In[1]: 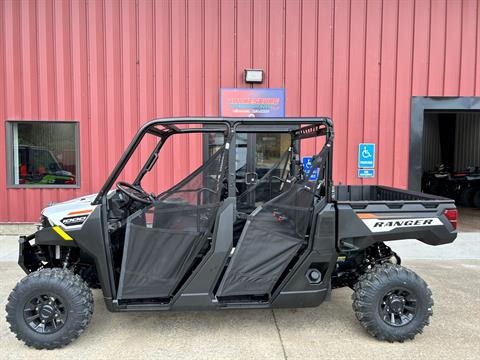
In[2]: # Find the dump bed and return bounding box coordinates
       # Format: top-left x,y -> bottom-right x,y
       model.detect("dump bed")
334,185 -> 457,250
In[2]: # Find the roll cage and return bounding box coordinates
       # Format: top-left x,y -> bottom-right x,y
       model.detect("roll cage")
93,117 -> 334,205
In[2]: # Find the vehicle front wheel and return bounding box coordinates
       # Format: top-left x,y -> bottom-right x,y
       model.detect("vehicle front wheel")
352,264 -> 433,342
5,268 -> 93,349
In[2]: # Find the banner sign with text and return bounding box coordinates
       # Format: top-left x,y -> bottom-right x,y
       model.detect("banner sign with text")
220,88 -> 285,117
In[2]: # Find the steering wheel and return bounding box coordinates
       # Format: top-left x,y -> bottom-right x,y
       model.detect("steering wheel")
116,181 -> 154,205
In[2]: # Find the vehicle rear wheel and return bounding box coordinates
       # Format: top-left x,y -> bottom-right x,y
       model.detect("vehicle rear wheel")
352,263 -> 433,342
428,182 -> 443,196
459,187 -> 477,207
5,268 -> 93,349
472,189 -> 480,208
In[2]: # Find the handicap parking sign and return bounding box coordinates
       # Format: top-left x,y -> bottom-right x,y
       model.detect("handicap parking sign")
358,143 -> 375,169
302,157 -> 318,181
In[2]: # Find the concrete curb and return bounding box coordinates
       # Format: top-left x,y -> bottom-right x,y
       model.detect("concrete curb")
0,223 -> 37,236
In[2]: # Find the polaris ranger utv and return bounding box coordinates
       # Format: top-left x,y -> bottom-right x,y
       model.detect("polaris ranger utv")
6,118 -> 457,349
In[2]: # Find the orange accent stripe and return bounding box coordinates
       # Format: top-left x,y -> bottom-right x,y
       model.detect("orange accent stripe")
67,209 -> 93,216
357,213 -> 377,219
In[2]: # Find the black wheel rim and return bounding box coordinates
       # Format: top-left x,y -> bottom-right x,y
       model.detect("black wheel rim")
379,288 -> 417,327
23,293 -> 67,334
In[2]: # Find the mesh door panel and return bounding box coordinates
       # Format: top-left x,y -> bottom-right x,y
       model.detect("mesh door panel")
119,221 -> 200,299
217,184 -> 314,297
118,147 -> 227,300
218,130 -> 329,299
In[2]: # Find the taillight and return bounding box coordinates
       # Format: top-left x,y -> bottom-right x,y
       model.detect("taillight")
443,209 -> 457,230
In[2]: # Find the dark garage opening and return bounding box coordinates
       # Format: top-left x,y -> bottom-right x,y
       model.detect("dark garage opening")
421,111 -> 480,231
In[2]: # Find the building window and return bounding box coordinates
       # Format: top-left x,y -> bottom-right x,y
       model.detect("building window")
6,121 -> 79,187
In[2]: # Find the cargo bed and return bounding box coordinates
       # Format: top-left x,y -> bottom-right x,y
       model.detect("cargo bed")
334,185 -> 457,250
336,185 -> 452,203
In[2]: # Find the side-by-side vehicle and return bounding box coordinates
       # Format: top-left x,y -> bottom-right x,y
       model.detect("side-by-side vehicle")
6,118 -> 457,349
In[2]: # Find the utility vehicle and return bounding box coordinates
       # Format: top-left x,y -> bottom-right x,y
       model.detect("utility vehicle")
6,118 -> 457,349
17,145 -> 75,185
423,164 -> 480,207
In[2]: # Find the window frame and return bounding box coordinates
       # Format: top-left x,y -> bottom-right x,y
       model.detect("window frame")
6,120 -> 81,189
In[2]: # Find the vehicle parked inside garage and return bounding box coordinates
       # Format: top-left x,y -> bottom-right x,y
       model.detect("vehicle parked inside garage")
423,164 -> 480,207
6,118 -> 457,349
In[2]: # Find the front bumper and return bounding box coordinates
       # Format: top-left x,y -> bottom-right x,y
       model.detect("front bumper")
18,226 -> 79,274
18,233 -> 41,274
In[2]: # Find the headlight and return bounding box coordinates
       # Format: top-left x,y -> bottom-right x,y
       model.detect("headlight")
39,215 -> 51,229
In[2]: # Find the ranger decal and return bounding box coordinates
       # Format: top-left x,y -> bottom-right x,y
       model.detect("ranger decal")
361,217 -> 443,233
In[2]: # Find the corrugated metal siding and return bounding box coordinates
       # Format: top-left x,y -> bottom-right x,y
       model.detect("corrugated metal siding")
455,112 -> 480,170
1,0 -> 480,222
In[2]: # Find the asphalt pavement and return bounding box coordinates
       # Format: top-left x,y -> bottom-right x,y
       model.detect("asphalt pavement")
0,234 -> 479,359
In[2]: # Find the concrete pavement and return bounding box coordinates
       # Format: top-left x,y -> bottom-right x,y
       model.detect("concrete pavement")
0,261 -> 479,359
0,234 -> 479,359
387,232 -> 480,259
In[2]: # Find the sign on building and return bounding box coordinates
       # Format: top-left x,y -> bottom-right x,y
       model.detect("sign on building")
358,143 -> 375,178
358,143 -> 375,169
358,169 -> 375,178
220,88 -> 285,117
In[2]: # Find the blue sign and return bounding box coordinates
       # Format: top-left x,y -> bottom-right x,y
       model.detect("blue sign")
303,157 -> 318,181
220,88 -> 285,117
358,169 -> 375,178
358,143 -> 375,168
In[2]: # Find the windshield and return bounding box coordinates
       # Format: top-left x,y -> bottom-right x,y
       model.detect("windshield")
19,147 -> 61,174
113,126 -> 227,197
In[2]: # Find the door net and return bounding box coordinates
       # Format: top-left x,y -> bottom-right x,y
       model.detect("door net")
217,150 -> 326,299
118,145 -> 228,300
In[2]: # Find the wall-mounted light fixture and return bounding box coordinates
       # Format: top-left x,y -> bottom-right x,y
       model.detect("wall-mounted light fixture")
244,69 -> 264,84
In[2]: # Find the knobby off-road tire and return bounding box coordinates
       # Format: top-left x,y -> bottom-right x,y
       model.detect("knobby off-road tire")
352,263 -> 433,342
472,189 -> 480,208
5,268 -> 93,349
460,187 -> 477,207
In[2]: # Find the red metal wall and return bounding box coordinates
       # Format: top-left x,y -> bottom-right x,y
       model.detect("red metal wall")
0,0 -> 479,222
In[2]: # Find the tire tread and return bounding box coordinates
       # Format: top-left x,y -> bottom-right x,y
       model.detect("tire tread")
5,268 -> 93,350
352,263 -> 433,342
